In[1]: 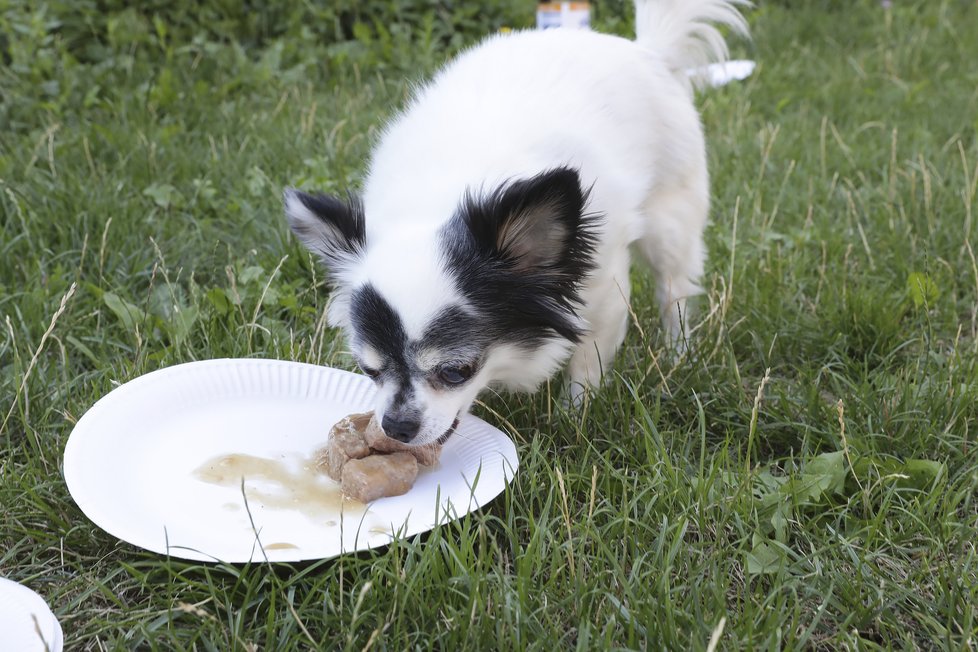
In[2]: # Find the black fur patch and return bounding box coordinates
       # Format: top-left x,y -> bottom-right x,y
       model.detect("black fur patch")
439,166 -> 599,347
284,189 -> 366,275
350,284 -> 487,396
349,284 -> 414,407
417,305 -> 483,355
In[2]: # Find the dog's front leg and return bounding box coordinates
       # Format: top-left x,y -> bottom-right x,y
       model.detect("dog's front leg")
565,274 -> 632,405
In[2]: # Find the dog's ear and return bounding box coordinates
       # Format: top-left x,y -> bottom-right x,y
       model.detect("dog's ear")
461,167 -> 589,272
283,188 -> 365,271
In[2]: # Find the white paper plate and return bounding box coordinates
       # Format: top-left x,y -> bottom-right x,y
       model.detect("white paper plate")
0,577 -> 64,652
63,359 -> 519,563
687,59 -> 756,87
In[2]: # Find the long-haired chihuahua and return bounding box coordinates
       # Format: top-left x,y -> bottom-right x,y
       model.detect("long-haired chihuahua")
285,0 -> 750,445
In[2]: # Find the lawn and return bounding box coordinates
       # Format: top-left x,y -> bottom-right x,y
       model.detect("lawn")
2,1 -> 977,649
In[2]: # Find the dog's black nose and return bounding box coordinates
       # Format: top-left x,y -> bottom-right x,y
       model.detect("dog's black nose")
381,415 -> 421,443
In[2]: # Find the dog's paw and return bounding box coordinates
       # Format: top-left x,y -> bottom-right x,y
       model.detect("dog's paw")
562,379 -> 594,410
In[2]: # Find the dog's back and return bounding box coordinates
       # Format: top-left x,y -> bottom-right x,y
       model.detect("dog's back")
364,1 -> 749,229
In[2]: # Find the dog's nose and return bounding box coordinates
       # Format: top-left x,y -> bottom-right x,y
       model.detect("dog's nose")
381,415 -> 421,443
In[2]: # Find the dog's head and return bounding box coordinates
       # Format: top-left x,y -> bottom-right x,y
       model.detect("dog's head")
285,166 -> 596,446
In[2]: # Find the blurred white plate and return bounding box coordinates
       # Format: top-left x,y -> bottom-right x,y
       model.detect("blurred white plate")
687,59 -> 756,87
63,359 -> 519,563
0,577 -> 64,652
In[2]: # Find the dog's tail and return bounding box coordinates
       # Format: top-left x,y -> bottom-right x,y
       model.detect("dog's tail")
633,0 -> 750,78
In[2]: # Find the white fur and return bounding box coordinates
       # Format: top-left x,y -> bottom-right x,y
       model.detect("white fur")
353,227 -> 465,340
297,0 -> 749,442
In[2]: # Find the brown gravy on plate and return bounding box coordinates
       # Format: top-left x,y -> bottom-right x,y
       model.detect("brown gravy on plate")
193,453 -> 365,521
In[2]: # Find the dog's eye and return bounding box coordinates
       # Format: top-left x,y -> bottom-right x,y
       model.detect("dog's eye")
438,364 -> 473,385
358,363 -> 380,379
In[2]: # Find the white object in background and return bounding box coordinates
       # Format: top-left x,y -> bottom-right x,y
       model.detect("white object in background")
537,2 -> 591,30
0,578 -> 64,652
63,359 -> 520,563
686,59 -> 756,88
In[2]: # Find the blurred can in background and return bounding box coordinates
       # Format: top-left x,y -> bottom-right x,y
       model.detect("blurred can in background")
536,2 -> 591,30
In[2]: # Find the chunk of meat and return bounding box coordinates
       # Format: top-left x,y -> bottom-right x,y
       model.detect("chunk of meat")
340,452 -> 419,503
362,414 -> 443,466
319,410 -> 442,500
318,412 -> 373,481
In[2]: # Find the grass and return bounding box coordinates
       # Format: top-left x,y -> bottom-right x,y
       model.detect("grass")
2,1 -> 978,649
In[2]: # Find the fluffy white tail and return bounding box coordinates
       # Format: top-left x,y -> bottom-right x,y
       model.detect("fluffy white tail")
634,0 -> 750,74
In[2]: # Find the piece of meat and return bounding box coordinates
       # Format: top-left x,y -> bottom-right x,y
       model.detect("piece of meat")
319,410 -> 442,500
362,414 -> 442,466
340,452 -> 419,503
319,412 -> 373,481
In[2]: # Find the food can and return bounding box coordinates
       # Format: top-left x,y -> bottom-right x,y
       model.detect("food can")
536,2 -> 591,30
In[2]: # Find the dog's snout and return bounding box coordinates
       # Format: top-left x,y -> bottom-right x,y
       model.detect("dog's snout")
381,414 -> 421,443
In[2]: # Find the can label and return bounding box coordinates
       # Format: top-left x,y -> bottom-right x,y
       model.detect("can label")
536,2 -> 591,30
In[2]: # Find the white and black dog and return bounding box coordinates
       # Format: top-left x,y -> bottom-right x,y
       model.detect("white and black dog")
285,0 -> 749,446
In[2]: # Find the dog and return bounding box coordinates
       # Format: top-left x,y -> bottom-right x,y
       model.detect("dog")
284,0 -> 749,446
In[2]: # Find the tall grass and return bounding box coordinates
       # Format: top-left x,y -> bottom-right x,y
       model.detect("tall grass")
1,0 -> 977,648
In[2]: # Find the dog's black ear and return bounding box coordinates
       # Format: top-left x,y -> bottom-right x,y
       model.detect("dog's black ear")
284,188 -> 365,270
460,167 -> 590,272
